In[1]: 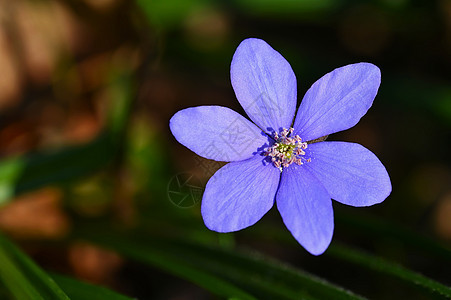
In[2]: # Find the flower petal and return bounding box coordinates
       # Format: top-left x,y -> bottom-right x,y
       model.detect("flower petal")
230,38 -> 297,133
170,106 -> 268,162
293,63 -> 381,141
276,164 -> 334,255
305,142 -> 391,207
202,154 -> 280,232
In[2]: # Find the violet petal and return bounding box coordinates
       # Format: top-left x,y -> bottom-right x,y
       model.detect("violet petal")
231,38 -> 297,133
277,164 -> 334,255
170,106 -> 267,162
293,63 -> 381,141
202,155 -> 280,232
306,141 -> 391,207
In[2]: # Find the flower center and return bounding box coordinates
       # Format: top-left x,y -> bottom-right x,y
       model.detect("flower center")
264,127 -> 310,172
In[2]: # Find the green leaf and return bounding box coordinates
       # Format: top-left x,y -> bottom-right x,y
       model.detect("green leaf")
328,244 -> 451,299
0,70 -> 134,205
77,230 -> 364,300
136,0 -> 208,29
105,72 -> 136,143
230,0 -> 338,19
92,234 -> 257,300
0,234 -> 70,300
0,133 -> 115,205
50,273 -> 133,300
0,157 -> 25,205
237,218 -> 451,298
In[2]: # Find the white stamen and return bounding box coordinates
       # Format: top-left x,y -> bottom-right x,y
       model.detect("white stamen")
263,127 -> 310,171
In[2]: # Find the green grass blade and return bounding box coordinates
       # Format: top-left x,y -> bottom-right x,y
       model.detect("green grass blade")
0,234 -> 70,300
0,71 -> 134,205
0,246 -> 44,300
336,212 -> 451,262
239,220 -> 451,298
328,244 -> 451,299
78,230 -> 364,300
50,273 -> 133,300
157,238 -> 362,300
0,133 -> 115,205
94,236 -> 257,300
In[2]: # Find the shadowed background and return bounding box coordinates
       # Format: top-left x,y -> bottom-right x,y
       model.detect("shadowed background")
0,0 -> 450,299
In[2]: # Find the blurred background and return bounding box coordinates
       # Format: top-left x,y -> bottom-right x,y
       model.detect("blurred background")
0,0 -> 450,299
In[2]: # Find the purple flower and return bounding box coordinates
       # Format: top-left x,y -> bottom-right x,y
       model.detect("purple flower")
169,38 -> 391,255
